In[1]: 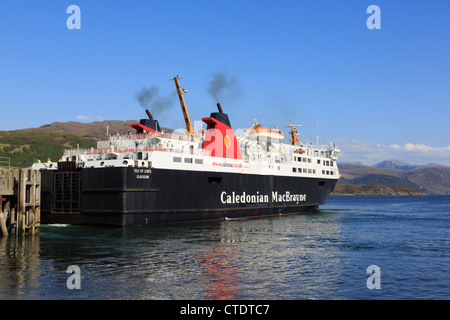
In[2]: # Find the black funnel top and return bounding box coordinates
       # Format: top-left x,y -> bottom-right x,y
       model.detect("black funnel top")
139,119 -> 162,132
210,112 -> 231,127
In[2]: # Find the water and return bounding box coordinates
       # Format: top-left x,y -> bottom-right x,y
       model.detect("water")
1,195 -> 449,300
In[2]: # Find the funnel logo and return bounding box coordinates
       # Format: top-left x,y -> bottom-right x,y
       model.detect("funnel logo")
224,135 -> 231,148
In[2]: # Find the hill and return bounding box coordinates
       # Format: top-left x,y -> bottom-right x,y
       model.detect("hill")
0,119 -> 164,167
347,174 -> 425,192
338,162 -> 450,194
332,184 -> 427,196
0,130 -> 97,167
372,159 -> 446,171
18,120 -> 138,140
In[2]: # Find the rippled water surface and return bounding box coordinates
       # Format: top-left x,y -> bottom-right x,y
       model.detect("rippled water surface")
1,195 -> 449,300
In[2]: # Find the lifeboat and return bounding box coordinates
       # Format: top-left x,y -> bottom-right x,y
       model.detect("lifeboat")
249,124 -> 284,143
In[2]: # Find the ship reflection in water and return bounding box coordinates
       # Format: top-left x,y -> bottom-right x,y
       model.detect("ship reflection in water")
195,213 -> 345,300
195,244 -> 240,299
0,212 -> 344,299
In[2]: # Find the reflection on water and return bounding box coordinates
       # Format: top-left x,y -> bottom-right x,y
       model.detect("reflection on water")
195,244 -> 240,300
0,212 -> 346,299
0,195 -> 444,300
0,235 -> 41,299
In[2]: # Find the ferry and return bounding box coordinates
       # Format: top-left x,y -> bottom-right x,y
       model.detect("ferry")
34,76 -> 340,226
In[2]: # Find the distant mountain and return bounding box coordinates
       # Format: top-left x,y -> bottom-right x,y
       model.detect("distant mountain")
350,174 -> 425,192
372,159 -> 447,171
403,167 -> 450,194
339,161 -> 450,194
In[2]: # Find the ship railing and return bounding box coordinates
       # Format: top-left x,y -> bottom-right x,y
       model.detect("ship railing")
119,130 -> 201,143
62,143 -> 212,159
63,142 -> 336,161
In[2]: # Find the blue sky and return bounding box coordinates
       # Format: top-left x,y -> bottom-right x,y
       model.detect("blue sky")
1,1 -> 450,165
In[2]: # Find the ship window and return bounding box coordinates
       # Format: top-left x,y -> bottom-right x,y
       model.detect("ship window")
303,168 -> 307,173
317,160 -> 321,164
322,170 -> 325,175
195,159 -> 203,164
173,157 -> 182,163
292,168 -> 297,172
184,158 -> 193,164
308,158 -> 311,163
313,169 -> 316,174
208,177 -> 222,184
330,161 -> 334,167
308,169 -> 312,174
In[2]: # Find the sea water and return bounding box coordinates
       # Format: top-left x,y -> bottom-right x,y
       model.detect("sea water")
0,195 -> 449,300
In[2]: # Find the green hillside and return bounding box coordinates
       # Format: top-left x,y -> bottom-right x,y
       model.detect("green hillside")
0,130 -> 96,167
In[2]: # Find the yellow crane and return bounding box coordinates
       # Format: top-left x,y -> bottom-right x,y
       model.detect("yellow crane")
171,76 -> 194,137
286,121 -> 301,146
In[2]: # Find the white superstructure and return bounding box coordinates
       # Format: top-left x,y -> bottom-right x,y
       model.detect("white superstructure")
34,120 -> 340,180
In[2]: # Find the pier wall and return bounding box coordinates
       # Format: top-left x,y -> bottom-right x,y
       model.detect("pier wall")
0,167 -> 40,236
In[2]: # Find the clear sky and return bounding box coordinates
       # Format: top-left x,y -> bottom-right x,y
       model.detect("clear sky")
1,1 -> 450,165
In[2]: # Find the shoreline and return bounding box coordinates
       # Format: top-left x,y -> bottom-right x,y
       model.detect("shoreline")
331,184 -> 428,196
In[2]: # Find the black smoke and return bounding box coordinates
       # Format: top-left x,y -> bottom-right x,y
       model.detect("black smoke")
134,85 -> 176,115
208,72 -> 242,103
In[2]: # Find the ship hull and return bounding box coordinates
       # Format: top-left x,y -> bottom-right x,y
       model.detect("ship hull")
40,166 -> 338,226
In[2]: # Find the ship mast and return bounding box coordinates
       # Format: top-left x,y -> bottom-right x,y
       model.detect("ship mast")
286,121 -> 301,146
171,76 -> 194,137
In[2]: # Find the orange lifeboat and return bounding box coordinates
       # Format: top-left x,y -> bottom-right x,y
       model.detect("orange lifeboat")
249,124 -> 284,143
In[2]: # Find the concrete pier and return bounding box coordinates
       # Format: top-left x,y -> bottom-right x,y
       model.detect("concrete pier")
0,167 -> 40,236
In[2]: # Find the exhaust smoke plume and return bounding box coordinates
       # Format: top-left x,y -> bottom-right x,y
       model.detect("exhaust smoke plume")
135,85 -> 176,115
208,72 -> 242,103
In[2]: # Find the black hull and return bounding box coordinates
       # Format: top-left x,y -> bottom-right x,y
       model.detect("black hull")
41,166 -> 337,226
